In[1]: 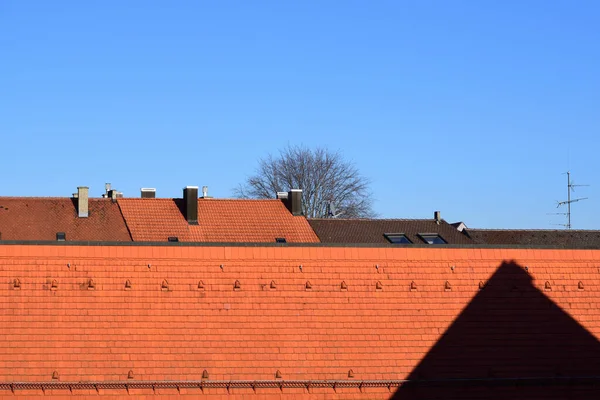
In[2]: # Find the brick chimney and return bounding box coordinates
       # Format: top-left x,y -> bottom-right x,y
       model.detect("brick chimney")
77,187 -> 89,218
183,186 -> 199,225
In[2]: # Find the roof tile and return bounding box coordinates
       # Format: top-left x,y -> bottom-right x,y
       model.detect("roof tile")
309,218 -> 473,245
0,198 -> 131,241
118,198 -> 319,243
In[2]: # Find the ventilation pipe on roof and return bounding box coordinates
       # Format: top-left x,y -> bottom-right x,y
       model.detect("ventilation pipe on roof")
202,186 -> 208,198
434,211 -> 441,225
183,186 -> 199,225
141,188 -> 156,198
77,187 -> 89,218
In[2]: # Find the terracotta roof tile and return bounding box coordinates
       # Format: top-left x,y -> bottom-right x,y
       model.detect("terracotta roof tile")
0,246 -> 599,399
118,198 -> 319,243
0,198 -> 131,241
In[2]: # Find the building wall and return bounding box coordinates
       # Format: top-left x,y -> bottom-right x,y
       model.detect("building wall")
1,245 -> 599,399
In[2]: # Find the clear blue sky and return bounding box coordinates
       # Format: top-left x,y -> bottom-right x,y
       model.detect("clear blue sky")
1,1 -> 599,229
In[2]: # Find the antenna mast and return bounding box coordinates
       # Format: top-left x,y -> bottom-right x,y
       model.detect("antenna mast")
556,171 -> 589,229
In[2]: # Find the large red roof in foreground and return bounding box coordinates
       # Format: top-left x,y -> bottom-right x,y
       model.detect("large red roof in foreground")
118,198 -> 319,243
1,245 -> 599,398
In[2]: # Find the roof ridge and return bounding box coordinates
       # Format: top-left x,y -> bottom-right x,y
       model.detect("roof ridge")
309,218 -> 439,222
117,198 -> 281,201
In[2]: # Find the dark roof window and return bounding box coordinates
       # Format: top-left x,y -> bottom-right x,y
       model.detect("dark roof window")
168,236 -> 179,242
275,238 -> 287,243
56,232 -> 66,241
419,233 -> 447,244
384,233 -> 412,244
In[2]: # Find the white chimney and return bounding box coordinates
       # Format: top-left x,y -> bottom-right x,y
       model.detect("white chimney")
77,187 -> 89,218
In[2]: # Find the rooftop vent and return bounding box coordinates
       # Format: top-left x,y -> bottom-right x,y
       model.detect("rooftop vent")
141,188 -> 156,198
434,211 -> 441,224
202,186 -> 209,198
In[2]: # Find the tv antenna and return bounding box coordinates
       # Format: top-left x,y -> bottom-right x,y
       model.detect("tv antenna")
554,171 -> 589,229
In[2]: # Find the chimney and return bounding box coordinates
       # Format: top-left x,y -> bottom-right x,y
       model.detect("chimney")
77,187 -> 89,218
286,189 -> 303,216
434,211 -> 441,224
141,188 -> 156,198
183,186 -> 199,225
107,189 -> 118,203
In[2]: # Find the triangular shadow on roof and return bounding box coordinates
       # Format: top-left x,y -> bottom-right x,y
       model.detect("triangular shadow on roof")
391,261 -> 600,399
173,198 -> 186,221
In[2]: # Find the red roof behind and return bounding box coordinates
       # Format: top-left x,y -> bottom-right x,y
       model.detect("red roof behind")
118,198 -> 319,243
0,198 -> 131,241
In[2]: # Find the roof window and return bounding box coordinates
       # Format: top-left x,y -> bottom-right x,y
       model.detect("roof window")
56,232 -> 66,241
275,238 -> 287,243
384,233 -> 412,244
419,233 -> 447,244
168,236 -> 179,242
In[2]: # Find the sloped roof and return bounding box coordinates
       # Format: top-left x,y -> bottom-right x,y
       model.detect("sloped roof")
467,229 -> 600,248
118,198 -> 319,243
0,198 -> 131,241
392,260 -> 600,399
0,245 -> 599,398
309,218 -> 474,244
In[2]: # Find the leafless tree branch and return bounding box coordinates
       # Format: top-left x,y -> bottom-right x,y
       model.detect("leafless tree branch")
234,144 -> 376,218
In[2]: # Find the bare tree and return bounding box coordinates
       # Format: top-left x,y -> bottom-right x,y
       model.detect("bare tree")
235,145 -> 376,218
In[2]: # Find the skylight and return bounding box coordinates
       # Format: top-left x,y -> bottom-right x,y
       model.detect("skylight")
384,234 -> 412,244
419,234 -> 447,244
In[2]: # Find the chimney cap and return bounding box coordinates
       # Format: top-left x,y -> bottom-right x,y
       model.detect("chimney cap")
185,185 -> 199,189
141,188 -> 156,192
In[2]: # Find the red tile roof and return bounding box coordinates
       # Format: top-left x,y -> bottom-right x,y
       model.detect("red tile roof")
118,198 -> 320,243
0,198 -> 131,241
0,245 -> 599,398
